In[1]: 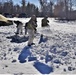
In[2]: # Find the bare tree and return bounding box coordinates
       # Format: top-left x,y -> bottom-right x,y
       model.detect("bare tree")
39,0 -> 53,17
54,0 -> 70,19
3,1 -> 9,13
0,2 -> 3,13
9,0 -> 14,14
26,2 -> 39,17
54,0 -> 65,18
21,0 -> 26,13
39,0 -> 47,16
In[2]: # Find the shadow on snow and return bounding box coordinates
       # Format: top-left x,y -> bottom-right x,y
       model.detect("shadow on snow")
18,46 -> 32,63
7,35 -> 29,43
38,34 -> 48,44
33,61 -> 53,74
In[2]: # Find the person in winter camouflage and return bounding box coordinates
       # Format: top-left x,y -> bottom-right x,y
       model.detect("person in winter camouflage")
14,21 -> 23,35
41,16 -> 49,27
25,15 -> 37,46
25,15 -> 37,34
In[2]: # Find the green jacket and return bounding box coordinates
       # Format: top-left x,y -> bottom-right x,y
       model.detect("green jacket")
26,19 -> 36,30
42,18 -> 49,27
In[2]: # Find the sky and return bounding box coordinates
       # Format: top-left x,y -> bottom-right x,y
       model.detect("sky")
13,0 -> 40,7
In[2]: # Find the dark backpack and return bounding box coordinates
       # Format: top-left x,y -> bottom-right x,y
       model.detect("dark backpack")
25,22 -> 28,34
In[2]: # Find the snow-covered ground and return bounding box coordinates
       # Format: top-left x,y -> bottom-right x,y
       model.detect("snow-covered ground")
0,18 -> 76,75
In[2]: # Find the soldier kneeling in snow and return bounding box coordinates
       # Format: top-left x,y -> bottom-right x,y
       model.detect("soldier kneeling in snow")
25,15 -> 37,46
14,21 -> 23,35
41,16 -> 49,27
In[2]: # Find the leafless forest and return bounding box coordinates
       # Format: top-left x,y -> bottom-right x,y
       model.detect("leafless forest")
0,0 -> 76,20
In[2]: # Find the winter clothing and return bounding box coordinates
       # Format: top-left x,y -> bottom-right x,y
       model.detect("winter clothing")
25,15 -> 37,46
14,21 -> 23,35
25,22 -> 28,35
25,17 -> 37,34
27,29 -> 35,46
29,15 -> 37,33
41,17 -> 49,27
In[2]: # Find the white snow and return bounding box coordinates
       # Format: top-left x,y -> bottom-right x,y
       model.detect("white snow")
0,17 -> 76,75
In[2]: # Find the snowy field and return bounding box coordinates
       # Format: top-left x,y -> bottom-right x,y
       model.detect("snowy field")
0,18 -> 76,75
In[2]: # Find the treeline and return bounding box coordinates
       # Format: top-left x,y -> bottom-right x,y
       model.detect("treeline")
0,0 -> 39,17
54,0 -> 76,19
0,0 -> 76,19
39,0 -> 76,19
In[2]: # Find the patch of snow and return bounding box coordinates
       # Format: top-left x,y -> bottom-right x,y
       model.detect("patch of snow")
0,18 -> 76,74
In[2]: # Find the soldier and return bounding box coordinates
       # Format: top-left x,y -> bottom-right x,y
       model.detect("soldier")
41,16 -> 49,27
25,15 -> 37,46
30,15 -> 37,33
25,15 -> 37,35
14,21 -> 23,35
